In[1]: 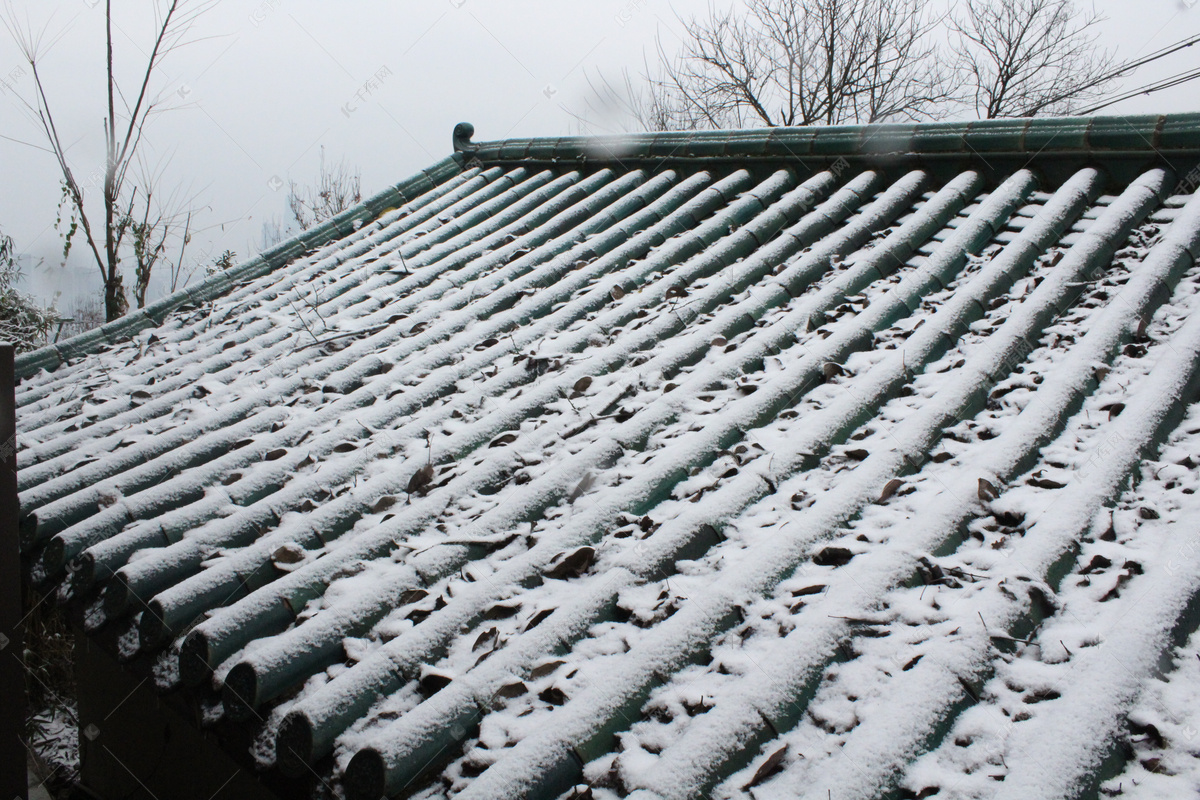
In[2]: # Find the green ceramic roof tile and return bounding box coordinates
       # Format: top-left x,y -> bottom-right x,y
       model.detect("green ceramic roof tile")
858,122 -> 918,154
1160,112 -> 1200,150
1024,116 -> 1093,151
523,137 -> 562,160
763,126 -> 816,157
809,123 -> 863,155
498,138 -> 534,160
12,114 -> 1200,800
911,121 -> 973,153
1086,114 -> 1163,150
548,135 -> 594,159
720,129 -> 771,158
680,134 -> 729,158
963,117 -> 1029,152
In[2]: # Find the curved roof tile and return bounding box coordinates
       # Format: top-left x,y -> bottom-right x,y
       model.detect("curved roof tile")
13,114 -> 1200,800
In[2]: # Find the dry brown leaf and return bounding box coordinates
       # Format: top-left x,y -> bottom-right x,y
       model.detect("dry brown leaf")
812,546 -> 854,567
745,744 -> 789,789
472,627 -> 498,652
547,547 -> 596,580
530,660 -> 565,679
523,608 -> 555,631
372,495 -> 399,513
407,463 -> 435,494
569,473 -> 595,503
495,681 -> 527,698
272,544 -> 306,565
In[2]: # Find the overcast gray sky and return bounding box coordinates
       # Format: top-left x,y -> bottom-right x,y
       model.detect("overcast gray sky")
2,0 -> 1198,308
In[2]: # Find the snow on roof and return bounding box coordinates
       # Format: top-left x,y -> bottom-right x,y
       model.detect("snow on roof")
14,115 -> 1200,800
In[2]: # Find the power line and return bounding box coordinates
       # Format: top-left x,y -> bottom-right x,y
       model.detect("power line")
1040,31 -> 1200,112
1076,66 -> 1200,116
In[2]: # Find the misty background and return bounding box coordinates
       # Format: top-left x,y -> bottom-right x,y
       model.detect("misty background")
1,0 -> 1197,311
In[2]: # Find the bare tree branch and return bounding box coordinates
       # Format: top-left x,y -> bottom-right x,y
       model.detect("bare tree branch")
950,0 -> 1117,118
606,0 -> 1131,131
626,0 -> 949,131
288,147 -> 363,230
3,0 -> 214,321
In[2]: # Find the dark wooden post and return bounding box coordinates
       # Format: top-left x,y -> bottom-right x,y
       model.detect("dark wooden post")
0,343 -> 27,800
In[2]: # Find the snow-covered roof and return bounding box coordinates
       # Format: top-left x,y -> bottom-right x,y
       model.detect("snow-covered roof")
15,114 -> 1200,799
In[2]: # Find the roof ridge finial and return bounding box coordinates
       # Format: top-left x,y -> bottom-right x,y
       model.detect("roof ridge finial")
453,122 -> 478,153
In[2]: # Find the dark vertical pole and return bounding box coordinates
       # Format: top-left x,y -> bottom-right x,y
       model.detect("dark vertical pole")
0,343 -> 27,800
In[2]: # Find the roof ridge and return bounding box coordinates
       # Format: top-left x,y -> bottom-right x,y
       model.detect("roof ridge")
463,113 -> 1200,163
17,114 -> 1200,381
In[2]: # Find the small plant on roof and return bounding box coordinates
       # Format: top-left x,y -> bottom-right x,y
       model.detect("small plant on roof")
206,249 -> 237,275
288,146 -> 363,230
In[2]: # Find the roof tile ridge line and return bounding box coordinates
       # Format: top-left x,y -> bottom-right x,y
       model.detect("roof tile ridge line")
615,173 -> 1148,800
16,164 -> 492,459
230,167 -> 855,772
454,174 -> 1163,800
153,173 -> 739,671
332,174 -> 980,797
12,169 -> 496,495
169,173 -> 849,690
858,268 -> 1200,800
422,172 -> 1099,796
207,175 -> 794,715
992,428 -> 1200,797
270,172 -> 843,772
167,174 -> 790,679
463,114 -> 1200,164
870,188 -> 1200,797
10,163 -> 482,412
13,153 -> 467,380
101,175 -> 695,637
28,172 -> 654,568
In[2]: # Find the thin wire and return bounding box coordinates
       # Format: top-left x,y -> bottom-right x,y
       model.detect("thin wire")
1076,67 -> 1200,115
1038,32 -> 1200,111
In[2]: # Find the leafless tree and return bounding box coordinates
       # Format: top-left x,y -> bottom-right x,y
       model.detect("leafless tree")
288,147 -> 363,230
126,190 -> 193,308
164,212 -> 200,295
627,0 -> 948,131
259,216 -> 286,252
616,0 -> 1129,132
951,0 -> 1117,118
3,0 -> 214,321
580,65 -> 682,135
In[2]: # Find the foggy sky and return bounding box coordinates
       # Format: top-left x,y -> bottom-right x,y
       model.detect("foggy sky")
1,0 -> 1197,308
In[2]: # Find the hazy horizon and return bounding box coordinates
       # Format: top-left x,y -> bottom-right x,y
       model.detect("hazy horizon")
1,0 -> 1197,311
